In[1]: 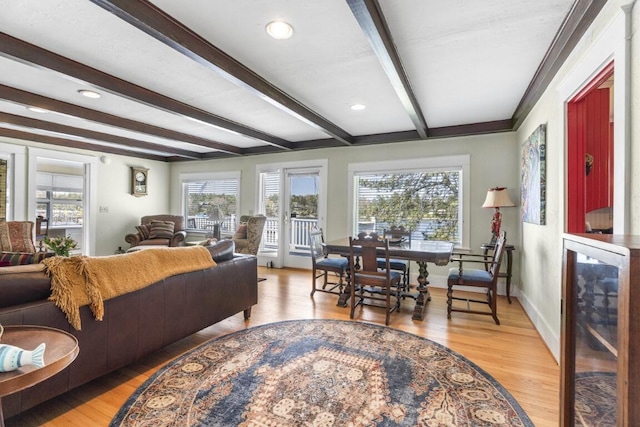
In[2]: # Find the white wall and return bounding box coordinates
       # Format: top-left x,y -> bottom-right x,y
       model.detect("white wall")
95,153 -> 171,254
516,0 -> 638,362
0,136 -> 171,255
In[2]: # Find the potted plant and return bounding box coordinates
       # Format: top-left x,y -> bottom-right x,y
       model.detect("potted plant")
43,235 -> 78,257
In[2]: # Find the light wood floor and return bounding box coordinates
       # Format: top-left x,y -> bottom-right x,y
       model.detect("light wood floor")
6,267 -> 560,426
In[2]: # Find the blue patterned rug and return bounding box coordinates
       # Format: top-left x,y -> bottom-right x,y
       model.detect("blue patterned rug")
575,371 -> 616,426
111,319 -> 533,426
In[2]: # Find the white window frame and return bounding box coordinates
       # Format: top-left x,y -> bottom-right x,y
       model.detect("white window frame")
347,155 -> 470,248
0,143 -> 27,220
179,170 -> 241,232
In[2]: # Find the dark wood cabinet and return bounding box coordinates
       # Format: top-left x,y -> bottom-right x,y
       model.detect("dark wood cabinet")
561,234 -> 640,426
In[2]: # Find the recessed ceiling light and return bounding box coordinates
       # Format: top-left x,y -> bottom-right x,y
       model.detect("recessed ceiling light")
78,89 -> 101,99
350,104 -> 366,111
26,106 -> 49,113
266,21 -> 293,40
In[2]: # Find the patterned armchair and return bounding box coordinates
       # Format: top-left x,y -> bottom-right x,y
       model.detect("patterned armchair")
0,221 -> 54,267
0,221 -> 36,253
232,215 -> 267,255
125,215 -> 187,248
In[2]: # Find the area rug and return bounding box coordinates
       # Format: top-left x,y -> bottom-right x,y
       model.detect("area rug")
111,319 -> 533,426
574,371 -> 616,426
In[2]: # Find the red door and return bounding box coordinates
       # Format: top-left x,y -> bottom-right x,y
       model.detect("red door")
566,63 -> 613,233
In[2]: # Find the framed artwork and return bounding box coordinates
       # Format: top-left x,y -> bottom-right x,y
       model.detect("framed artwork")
521,124 -> 546,225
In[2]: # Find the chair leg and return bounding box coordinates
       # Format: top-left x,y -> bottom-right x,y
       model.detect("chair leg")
488,288 -> 500,325
350,280 -> 356,320
311,267 -> 317,297
447,283 -> 453,319
385,288 -> 391,325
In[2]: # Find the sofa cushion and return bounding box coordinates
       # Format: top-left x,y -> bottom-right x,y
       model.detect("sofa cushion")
0,221 -> 36,253
0,264 -> 51,308
233,223 -> 248,240
206,239 -> 235,262
0,251 -> 55,267
135,224 -> 151,240
148,220 -> 175,239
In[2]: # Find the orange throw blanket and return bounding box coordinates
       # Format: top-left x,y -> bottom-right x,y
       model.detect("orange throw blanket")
42,246 -> 216,330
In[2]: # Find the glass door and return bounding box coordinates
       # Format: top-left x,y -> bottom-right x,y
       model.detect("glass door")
258,161 -> 326,268
283,168 -> 321,268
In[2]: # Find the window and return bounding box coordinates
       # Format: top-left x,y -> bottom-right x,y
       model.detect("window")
36,173 -> 84,226
181,172 -> 240,234
349,155 -> 470,247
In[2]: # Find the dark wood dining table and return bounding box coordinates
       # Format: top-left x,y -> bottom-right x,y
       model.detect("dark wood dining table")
323,238 -> 454,320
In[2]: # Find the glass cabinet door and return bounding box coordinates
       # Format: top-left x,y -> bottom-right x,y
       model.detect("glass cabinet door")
571,253 -> 618,425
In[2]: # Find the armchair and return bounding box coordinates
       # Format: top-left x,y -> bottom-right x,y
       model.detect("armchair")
447,231 -> 507,324
0,221 -> 54,267
125,215 -> 187,248
232,215 -> 267,255
0,221 -> 36,253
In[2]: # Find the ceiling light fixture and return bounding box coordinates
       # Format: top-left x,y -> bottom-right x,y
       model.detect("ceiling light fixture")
350,104 -> 366,111
78,89 -> 101,99
266,21 -> 293,40
26,106 -> 49,113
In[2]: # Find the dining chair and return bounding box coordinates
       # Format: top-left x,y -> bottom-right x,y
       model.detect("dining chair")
349,231 -> 403,325
447,231 -> 507,325
377,226 -> 411,289
309,227 -> 348,297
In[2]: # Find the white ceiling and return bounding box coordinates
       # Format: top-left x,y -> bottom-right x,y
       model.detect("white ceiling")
0,0 -> 601,161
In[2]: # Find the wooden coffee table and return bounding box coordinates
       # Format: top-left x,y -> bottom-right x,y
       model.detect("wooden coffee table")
0,325 -> 79,427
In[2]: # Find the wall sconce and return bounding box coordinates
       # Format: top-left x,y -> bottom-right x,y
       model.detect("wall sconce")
482,187 -> 516,244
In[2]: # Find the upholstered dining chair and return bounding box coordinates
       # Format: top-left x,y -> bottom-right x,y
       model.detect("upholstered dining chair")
377,226 -> 411,289
349,231 -> 403,325
309,227 -> 348,297
447,231 -> 507,325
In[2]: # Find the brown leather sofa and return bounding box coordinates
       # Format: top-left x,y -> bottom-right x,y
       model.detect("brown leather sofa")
0,240 -> 257,419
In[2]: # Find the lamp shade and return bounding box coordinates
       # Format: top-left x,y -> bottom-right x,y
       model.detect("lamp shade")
482,187 -> 515,208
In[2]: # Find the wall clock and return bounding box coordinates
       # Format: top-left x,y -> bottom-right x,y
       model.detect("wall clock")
131,167 -> 148,197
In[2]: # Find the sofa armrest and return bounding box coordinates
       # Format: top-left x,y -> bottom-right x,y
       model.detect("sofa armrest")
170,230 -> 187,247
125,233 -> 142,247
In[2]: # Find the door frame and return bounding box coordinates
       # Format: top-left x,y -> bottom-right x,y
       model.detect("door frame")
27,148 -> 98,255
557,8 -> 631,234
256,159 -> 328,268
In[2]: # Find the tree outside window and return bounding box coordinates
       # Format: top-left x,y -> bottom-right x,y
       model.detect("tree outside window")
355,170 -> 461,243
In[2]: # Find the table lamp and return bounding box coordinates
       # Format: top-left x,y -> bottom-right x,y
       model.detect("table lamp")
482,187 -> 515,244
208,206 -> 225,241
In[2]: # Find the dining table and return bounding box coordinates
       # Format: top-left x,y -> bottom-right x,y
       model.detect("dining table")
323,237 -> 455,320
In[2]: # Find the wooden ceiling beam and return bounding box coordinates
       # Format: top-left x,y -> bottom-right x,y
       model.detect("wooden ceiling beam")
0,128 -> 168,161
0,84 -> 240,155
89,0 -> 354,146
512,0 -> 607,129
0,111 -> 202,159
0,32 -> 287,152
347,0 -> 429,139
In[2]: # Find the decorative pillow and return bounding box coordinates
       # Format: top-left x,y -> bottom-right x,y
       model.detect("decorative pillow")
135,224 -> 151,240
0,251 -> 54,266
0,221 -> 36,253
207,239 -> 235,262
148,220 -> 175,240
233,223 -> 248,240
